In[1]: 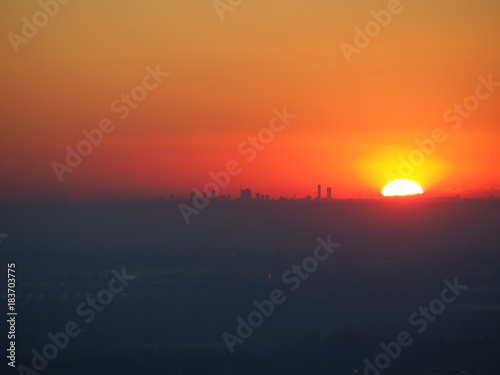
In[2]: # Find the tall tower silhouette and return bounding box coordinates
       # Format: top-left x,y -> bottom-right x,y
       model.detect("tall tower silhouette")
317,184 -> 322,199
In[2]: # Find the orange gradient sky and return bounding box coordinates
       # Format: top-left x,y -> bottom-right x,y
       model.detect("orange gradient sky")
1,0 -> 500,200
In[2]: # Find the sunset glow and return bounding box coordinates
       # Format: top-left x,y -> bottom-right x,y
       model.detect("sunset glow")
382,179 -> 424,197
1,1 -> 500,200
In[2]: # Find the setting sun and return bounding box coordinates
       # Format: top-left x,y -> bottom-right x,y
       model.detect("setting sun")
382,179 -> 424,197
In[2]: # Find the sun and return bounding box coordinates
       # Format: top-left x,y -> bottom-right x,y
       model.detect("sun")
382,179 -> 424,197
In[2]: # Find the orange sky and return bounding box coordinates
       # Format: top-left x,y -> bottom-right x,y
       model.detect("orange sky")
1,0 -> 499,200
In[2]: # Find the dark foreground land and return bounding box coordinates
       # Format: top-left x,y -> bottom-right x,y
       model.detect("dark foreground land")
1,197 -> 499,374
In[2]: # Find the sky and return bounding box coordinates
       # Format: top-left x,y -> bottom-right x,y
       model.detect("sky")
1,0 -> 500,200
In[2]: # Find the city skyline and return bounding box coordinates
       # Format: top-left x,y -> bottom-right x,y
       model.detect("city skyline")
1,1 -> 500,201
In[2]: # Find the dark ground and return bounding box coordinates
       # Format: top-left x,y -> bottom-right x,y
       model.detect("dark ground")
1,197 -> 499,374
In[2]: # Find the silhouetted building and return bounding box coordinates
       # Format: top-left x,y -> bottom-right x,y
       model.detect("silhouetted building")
240,188 -> 252,200
317,184 -> 322,199
327,187 -> 332,199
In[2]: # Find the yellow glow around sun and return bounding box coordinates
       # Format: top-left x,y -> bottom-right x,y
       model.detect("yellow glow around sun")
382,179 -> 424,196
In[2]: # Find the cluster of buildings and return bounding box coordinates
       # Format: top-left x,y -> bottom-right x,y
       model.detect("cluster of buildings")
170,185 -> 334,201
240,184 -> 334,201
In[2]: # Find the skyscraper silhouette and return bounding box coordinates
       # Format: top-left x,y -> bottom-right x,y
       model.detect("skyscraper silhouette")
240,187 -> 252,200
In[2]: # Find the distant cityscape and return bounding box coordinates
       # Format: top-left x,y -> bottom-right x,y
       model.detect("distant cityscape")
171,184 -> 336,202
163,184 -> 480,202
